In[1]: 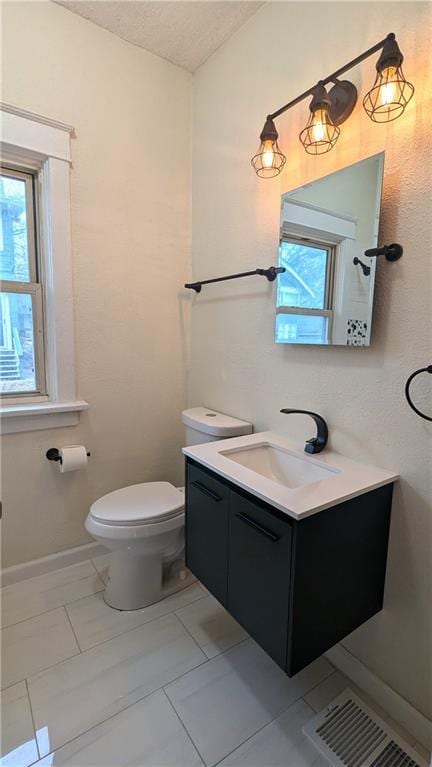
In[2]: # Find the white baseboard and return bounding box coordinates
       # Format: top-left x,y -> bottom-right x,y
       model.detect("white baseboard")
1,542 -> 109,587
325,643 -> 432,752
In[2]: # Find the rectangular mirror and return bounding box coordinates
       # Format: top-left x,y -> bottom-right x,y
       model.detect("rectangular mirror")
276,153 -> 384,346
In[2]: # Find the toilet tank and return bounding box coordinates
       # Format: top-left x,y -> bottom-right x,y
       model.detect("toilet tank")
182,407 -> 253,446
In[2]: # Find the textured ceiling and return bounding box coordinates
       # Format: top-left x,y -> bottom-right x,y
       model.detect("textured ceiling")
54,1 -> 264,72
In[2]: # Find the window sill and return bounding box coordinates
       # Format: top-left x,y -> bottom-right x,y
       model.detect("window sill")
1,400 -> 89,434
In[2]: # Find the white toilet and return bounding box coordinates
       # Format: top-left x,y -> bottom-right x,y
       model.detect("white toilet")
85,407 -> 252,610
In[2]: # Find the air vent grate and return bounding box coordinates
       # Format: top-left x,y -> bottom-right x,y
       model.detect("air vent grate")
370,740 -> 421,767
303,690 -> 427,767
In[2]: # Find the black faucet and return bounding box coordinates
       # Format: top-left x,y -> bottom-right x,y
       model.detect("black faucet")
280,409 -> 328,454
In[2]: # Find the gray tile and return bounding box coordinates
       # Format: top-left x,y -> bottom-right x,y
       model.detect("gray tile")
2,562 -> 104,628
28,613 -> 206,757
67,582 -> 206,650
303,670 -> 348,712
1,607 -> 80,689
165,638 -> 333,766
0,682 -> 39,767
176,594 -> 248,658
219,698 -> 328,766
35,689 -> 203,766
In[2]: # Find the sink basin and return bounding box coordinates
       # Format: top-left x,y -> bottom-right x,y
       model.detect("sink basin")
220,442 -> 340,489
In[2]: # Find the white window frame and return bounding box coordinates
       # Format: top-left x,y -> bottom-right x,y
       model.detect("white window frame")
0,103 -> 88,433
1,164 -> 47,398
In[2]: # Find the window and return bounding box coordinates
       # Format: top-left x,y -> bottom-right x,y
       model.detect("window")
0,166 -> 46,396
275,236 -> 334,345
0,103 -> 88,433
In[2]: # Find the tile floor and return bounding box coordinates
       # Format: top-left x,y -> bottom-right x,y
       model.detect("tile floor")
1,557 -> 429,767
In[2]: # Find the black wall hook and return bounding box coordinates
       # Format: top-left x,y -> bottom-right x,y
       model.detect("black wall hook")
364,243 -> 403,262
353,257 -> 371,276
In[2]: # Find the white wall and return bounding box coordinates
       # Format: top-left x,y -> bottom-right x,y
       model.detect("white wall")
1,1 -> 192,567
190,2 -> 432,719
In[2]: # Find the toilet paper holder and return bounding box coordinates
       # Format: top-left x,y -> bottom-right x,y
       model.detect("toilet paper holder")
46,447 -> 91,464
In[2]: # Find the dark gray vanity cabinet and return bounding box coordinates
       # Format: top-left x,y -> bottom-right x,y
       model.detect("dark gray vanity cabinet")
185,459 -> 393,676
228,492 -> 292,668
186,463 -> 230,605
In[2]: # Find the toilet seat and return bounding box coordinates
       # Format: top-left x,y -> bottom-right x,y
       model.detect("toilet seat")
89,482 -> 184,526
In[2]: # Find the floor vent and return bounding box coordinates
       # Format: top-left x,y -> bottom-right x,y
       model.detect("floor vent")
303,690 -> 427,767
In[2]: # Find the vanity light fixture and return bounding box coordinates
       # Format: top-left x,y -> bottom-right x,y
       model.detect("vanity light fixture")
362,35 -> 414,122
251,116 -> 286,178
299,83 -> 340,155
252,33 -> 414,177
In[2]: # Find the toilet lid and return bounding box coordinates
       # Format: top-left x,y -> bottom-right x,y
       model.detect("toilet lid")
89,482 -> 184,526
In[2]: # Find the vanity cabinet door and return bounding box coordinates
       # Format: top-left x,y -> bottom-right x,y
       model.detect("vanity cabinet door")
185,463 -> 230,606
228,491 -> 293,670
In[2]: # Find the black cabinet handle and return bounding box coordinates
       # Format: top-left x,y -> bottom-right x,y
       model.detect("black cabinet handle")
191,480 -> 222,502
235,512 -> 280,542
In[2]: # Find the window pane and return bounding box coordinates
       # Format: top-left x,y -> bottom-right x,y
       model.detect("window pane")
0,292 -> 37,393
278,241 -> 328,309
0,173 -> 32,282
275,313 -> 328,345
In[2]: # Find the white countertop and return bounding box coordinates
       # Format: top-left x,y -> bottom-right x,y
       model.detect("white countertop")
182,431 -> 398,520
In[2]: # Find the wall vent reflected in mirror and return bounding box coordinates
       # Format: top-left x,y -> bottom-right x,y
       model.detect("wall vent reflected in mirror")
276,153 -> 384,346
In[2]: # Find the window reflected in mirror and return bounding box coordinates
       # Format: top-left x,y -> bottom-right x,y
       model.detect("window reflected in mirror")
276,153 -> 384,347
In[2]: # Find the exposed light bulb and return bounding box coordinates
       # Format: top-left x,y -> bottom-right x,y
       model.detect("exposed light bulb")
379,66 -> 398,105
310,109 -> 326,142
261,140 -> 275,168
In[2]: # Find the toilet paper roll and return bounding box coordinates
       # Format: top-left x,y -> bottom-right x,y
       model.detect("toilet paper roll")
59,445 -> 88,473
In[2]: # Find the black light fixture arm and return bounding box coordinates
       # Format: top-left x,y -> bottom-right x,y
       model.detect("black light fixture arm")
268,33 -> 395,122
185,266 -> 285,293
280,408 -> 328,454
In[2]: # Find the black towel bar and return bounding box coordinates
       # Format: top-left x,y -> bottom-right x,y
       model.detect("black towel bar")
185,266 -> 285,293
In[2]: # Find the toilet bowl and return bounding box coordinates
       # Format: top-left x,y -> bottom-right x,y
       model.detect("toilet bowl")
85,408 -> 253,610
85,482 -> 185,610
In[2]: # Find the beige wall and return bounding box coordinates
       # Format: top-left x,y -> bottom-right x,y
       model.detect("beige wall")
190,3 -> 432,718
1,1 -> 192,566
